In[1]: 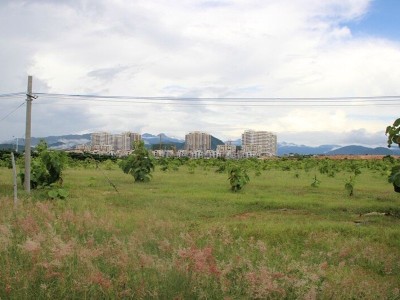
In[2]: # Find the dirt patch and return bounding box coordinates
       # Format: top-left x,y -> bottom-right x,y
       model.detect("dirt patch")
232,212 -> 258,220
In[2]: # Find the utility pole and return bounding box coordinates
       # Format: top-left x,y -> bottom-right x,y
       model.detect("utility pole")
24,76 -> 33,193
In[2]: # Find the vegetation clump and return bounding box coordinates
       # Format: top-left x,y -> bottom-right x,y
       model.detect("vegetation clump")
389,165 -> 400,193
386,118 -> 400,193
19,140 -> 66,189
386,118 -> 400,148
228,166 -> 250,192
119,141 -> 154,182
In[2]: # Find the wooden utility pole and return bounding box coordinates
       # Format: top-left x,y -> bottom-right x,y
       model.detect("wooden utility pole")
24,76 -> 33,193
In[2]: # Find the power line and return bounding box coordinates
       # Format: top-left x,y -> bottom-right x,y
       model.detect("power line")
0,92 -> 25,98
32,93 -> 400,107
3,91 -> 400,107
34,101 -> 400,107
35,92 -> 400,101
0,101 -> 25,122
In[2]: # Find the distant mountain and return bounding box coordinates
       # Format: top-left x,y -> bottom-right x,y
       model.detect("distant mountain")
142,133 -> 184,145
277,143 -> 400,156
211,136 -> 224,150
141,133 -> 185,150
3,134 -> 92,150
0,144 -> 24,151
277,143 -> 340,156
326,145 -> 396,155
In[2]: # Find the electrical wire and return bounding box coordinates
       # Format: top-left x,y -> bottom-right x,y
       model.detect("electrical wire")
0,92 -> 25,98
35,92 -> 400,101
0,101 -> 25,122
32,92 -> 400,107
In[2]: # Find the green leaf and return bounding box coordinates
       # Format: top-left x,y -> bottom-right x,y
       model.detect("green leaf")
57,189 -> 69,199
48,190 -> 58,199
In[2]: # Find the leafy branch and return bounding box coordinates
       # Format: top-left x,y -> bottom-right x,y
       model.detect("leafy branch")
385,118 -> 400,148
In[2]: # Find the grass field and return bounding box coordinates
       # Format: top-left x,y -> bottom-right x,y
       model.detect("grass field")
1,160 -> 400,299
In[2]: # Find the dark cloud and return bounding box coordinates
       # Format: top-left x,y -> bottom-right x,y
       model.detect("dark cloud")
87,66 -> 130,81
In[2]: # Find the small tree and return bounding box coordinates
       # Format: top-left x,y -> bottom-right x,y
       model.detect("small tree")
386,118 -> 400,193
345,176 -> 355,196
386,118 -> 400,148
119,141 -> 154,182
20,140 -> 66,189
228,166 -> 250,192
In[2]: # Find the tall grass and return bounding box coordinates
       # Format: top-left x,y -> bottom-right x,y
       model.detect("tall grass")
0,163 -> 400,299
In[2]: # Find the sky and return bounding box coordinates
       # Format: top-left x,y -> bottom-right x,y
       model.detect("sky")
1,0 -> 400,147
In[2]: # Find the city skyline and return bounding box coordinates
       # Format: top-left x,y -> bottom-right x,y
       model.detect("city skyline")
1,0 -> 399,147
84,129 -> 278,157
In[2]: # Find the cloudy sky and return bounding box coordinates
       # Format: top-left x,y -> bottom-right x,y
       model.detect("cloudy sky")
1,0 -> 399,146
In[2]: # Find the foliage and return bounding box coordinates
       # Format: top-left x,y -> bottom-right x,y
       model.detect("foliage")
48,188 -> 69,200
311,175 -> 320,187
385,117 -> 400,148
0,150 -> 22,168
119,141 -> 154,182
228,166 -> 250,192
19,140 -> 66,189
386,118 -> 400,193
344,176 -> 355,196
388,165 -> 400,193
102,159 -> 116,170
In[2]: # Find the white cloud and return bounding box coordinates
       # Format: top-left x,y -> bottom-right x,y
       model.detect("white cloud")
0,0 -> 399,147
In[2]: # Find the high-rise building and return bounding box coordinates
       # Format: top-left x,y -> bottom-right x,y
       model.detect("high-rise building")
91,131 -> 141,152
241,130 -> 277,156
128,132 -> 142,147
185,131 -> 211,152
91,132 -> 114,148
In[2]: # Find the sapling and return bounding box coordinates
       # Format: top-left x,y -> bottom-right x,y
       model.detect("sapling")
345,176 -> 355,196
228,166 -> 250,192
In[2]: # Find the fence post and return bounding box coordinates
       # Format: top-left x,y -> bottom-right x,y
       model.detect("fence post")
11,152 -> 18,207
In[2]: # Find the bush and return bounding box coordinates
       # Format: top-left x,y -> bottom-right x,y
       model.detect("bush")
19,140 -> 66,189
228,166 -> 250,192
119,141 -> 154,182
388,165 -> 400,193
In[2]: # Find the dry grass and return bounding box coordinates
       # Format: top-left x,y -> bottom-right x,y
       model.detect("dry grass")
0,164 -> 400,298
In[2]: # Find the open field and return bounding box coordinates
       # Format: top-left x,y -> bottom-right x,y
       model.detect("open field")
1,159 -> 400,299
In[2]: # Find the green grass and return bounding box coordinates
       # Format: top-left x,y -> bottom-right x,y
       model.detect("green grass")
0,163 -> 400,299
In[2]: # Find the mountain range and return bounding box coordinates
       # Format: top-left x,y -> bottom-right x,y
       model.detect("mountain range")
1,133 -> 400,156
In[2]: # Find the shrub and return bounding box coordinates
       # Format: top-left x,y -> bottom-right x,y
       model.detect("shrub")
345,176 -> 355,196
388,165 -> 400,193
228,166 -> 250,192
119,141 -> 154,182
19,140 -> 66,189
48,188 -> 69,200
386,118 -> 400,148
311,175 -> 320,188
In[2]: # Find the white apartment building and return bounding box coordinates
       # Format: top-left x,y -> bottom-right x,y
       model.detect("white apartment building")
205,150 -> 218,158
152,149 -> 174,158
91,131 -> 141,153
216,144 -> 237,158
190,150 -> 204,159
185,131 -> 211,152
241,130 -> 277,157
91,132 -> 114,147
176,150 -> 189,157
